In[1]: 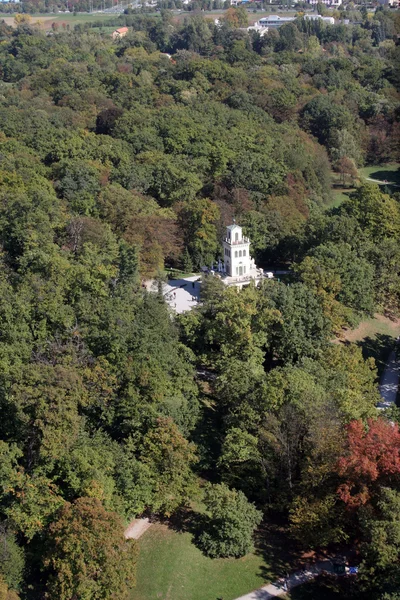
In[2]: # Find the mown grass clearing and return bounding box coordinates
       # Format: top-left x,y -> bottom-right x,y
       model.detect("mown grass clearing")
131,516 -> 303,600
359,163 -> 400,186
0,12 -> 117,29
327,188 -> 353,209
131,523 -> 273,600
338,313 -> 400,376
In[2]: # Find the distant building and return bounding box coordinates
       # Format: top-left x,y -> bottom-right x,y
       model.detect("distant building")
257,13 -> 336,28
304,14 -> 335,24
307,0 -> 342,5
376,0 -> 399,6
247,23 -> 269,36
258,15 -> 295,28
220,223 -> 265,288
112,27 -> 129,39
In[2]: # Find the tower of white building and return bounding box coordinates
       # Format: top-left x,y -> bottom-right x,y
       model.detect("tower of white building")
223,223 -> 253,277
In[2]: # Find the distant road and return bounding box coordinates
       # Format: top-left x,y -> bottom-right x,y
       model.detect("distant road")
378,345 -> 400,409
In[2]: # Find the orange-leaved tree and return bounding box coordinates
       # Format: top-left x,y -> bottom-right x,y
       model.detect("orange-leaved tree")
336,418 -> 400,508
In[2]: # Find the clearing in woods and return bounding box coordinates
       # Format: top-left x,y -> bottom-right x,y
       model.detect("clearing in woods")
131,523 -> 272,600
131,515 -> 308,600
338,313 -> 400,377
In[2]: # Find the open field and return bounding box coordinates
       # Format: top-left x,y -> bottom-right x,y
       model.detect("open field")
327,188 -> 352,209
359,163 -> 400,186
131,523 -> 271,600
131,516 -> 304,600
328,163 -> 400,209
0,7 -> 307,30
339,313 -> 400,345
338,313 -> 400,377
0,12 -> 118,29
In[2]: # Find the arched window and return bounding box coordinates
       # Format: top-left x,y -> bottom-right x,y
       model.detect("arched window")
243,250 -> 246,257
239,250 -> 242,257
235,232 -> 239,242
235,251 -> 238,258
236,267 -> 239,275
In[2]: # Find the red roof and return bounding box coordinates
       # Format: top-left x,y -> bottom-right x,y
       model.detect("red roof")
115,27 -> 128,33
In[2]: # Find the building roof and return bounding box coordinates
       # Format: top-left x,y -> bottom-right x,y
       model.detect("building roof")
259,16 -> 295,23
226,224 -> 241,231
115,27 -> 129,33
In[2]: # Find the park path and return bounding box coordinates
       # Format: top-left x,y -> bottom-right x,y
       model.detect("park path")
144,276 -> 200,313
378,345 -> 400,409
124,518 -> 151,540
234,559 -> 335,599
366,177 -> 399,187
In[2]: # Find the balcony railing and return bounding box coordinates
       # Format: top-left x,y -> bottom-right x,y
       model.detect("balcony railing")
224,238 -> 250,245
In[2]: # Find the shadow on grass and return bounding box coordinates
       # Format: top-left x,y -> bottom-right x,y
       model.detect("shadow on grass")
368,169 -> 400,185
288,574 -> 360,600
253,520 -> 306,582
158,505 -> 202,535
356,333 -> 396,378
162,508 -> 301,583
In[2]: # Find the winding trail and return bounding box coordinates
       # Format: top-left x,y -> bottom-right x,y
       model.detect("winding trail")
234,559 -> 337,599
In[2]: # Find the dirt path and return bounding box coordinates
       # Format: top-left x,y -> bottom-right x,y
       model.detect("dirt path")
124,518 -> 152,540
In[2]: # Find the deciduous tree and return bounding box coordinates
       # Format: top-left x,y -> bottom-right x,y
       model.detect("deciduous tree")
44,497 -> 137,600
197,483 -> 262,558
337,419 -> 400,508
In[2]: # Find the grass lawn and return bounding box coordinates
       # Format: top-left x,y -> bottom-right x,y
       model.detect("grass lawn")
132,524 -> 273,600
132,517 -> 300,600
327,188 -> 352,209
0,12 -> 118,29
327,163 -> 400,210
338,313 -> 400,377
359,163 -> 400,186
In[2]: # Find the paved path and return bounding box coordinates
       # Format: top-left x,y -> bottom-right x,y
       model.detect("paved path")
145,276 -> 201,313
234,560 -> 335,599
366,177 -> 399,187
378,345 -> 400,409
124,518 -> 152,540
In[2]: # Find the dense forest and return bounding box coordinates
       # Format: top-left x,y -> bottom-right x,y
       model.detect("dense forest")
0,6 -> 399,600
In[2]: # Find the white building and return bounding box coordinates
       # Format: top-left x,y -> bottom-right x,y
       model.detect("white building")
221,223 -> 264,288
307,0 -> 342,5
247,23 -> 269,36
258,15 -> 295,28
376,0 -> 399,6
304,14 -> 335,24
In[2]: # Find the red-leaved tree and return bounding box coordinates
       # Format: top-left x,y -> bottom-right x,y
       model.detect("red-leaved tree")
336,418 -> 400,508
